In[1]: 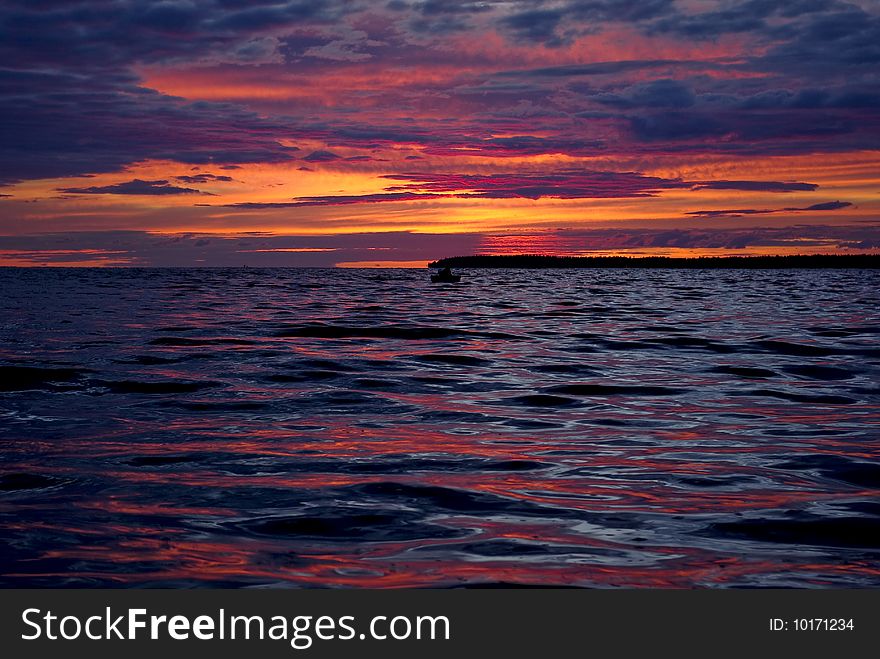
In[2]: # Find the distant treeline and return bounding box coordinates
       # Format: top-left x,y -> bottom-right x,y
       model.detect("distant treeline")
429,254 -> 880,269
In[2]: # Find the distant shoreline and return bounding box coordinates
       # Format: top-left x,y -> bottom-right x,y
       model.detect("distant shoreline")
429,254 -> 880,269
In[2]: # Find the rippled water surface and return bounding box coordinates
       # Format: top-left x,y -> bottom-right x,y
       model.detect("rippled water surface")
1,267 -> 878,587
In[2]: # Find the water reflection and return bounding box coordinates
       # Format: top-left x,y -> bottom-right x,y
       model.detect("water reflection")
0,267 -> 878,587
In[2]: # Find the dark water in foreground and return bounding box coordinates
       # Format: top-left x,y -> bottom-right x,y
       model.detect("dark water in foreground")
1,267 -> 878,588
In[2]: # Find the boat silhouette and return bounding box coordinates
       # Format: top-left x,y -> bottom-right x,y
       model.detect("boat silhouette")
430,267 -> 461,283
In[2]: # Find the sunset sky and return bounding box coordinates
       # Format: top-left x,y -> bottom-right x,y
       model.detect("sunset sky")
1,0 -> 878,266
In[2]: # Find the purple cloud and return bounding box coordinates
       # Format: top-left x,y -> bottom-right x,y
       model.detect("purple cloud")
0,0 -> 878,196
303,150 -> 342,162
686,208 -> 773,218
693,180 -> 819,193
3,224 -> 877,267
688,201 -> 852,217
60,179 -> 211,196
0,230 -> 483,267
227,192 -> 445,208
219,169 -> 830,208
798,201 -> 853,211
174,174 -> 235,184
384,170 -> 693,199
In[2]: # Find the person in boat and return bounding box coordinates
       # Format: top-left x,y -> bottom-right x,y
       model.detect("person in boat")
431,265 -> 460,282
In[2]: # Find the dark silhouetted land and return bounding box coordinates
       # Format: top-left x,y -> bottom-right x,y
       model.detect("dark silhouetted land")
429,254 -> 880,269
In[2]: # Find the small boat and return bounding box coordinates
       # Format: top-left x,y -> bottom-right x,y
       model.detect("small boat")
431,273 -> 461,283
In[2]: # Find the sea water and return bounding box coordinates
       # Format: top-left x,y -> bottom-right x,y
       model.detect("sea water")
1,267 -> 878,587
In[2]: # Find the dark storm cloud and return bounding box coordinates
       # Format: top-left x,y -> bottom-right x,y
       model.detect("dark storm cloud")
501,9 -> 567,46
483,2 -> 880,157
0,66 -> 300,184
582,39 -> 879,153
628,112 -> 726,142
567,0 -> 675,22
594,79 -> 695,109
0,96 -> 299,184
0,1 -> 356,70
415,1 -> 493,15
406,0 -> 500,35
740,87 -> 880,110
645,0 -> 861,43
2,0 -> 880,186
0,1 -> 357,183
498,59 -> 703,78
278,31 -> 337,60
60,179 -> 211,196
500,0 -> 676,46
211,1 -> 345,32
762,3 -> 880,67
623,106 -> 877,155
648,0 -> 776,38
